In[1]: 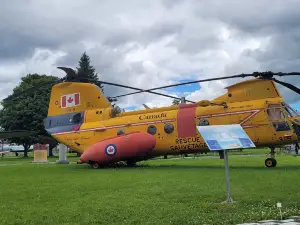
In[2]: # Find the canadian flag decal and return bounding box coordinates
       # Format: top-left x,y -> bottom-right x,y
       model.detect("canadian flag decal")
61,93 -> 80,108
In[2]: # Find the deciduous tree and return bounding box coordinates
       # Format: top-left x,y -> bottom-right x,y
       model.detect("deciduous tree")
0,74 -> 58,157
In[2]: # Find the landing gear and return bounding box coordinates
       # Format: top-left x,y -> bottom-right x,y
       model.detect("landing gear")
265,158 -> 277,167
91,162 -> 100,169
265,147 -> 277,167
126,160 -> 137,167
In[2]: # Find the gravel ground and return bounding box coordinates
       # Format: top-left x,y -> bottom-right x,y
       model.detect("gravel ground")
237,216 -> 300,225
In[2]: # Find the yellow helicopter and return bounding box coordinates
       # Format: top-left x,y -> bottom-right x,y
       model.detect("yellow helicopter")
3,67 -> 300,168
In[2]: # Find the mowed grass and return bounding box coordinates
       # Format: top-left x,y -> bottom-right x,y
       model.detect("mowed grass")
0,153 -> 300,225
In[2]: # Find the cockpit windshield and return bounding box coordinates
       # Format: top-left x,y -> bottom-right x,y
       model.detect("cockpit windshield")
267,104 -> 285,121
282,102 -> 300,137
267,103 -> 291,132
283,102 -> 300,118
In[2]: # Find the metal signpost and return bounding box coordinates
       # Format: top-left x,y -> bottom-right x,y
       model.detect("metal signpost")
197,124 -> 256,203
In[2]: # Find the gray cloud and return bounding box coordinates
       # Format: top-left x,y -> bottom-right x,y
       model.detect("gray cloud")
0,0 -> 299,110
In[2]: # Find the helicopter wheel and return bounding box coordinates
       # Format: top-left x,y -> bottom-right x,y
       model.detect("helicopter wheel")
90,162 -> 100,169
265,158 -> 277,168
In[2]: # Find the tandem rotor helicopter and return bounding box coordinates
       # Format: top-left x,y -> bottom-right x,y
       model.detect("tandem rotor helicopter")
2,67 -> 300,168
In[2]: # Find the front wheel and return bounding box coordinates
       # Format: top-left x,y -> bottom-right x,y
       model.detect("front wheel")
265,158 -> 277,167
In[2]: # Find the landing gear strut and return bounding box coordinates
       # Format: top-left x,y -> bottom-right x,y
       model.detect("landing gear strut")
91,162 -> 100,169
126,160 -> 137,167
265,147 -> 277,167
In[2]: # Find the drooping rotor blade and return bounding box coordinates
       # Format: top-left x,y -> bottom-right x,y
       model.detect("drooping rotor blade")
57,67 -> 79,81
112,73 -> 254,98
2,67 -> 76,103
85,79 -> 195,103
272,78 -> 300,95
56,67 -> 195,102
112,72 -> 300,99
0,130 -> 38,139
3,79 -> 60,102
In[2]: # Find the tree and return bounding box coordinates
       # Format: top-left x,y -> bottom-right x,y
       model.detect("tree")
76,51 -> 118,106
0,74 -> 59,157
76,52 -> 104,93
172,99 -> 180,105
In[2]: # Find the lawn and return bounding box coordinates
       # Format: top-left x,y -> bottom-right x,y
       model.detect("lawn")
0,152 -> 300,225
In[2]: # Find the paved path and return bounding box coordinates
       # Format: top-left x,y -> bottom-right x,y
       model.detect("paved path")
237,216 -> 300,225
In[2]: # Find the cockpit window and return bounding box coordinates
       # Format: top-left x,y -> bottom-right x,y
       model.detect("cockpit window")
267,104 -> 285,121
283,102 -> 300,117
267,104 -> 291,131
44,112 -> 84,129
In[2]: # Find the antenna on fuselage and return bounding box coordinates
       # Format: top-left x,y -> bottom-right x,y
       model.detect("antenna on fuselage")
180,97 -> 186,104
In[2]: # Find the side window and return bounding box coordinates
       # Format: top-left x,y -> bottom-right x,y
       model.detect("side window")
147,125 -> 157,135
273,122 -> 291,131
267,104 -> 285,121
117,129 -> 125,135
198,119 -> 209,126
164,123 -> 174,134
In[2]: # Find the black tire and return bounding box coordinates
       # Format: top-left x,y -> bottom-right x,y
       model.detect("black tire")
91,162 -> 100,169
265,158 -> 277,167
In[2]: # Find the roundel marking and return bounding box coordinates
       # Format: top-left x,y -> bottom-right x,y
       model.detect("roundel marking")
105,144 -> 117,156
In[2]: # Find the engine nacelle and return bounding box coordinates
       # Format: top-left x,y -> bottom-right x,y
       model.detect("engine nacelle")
79,132 -> 156,165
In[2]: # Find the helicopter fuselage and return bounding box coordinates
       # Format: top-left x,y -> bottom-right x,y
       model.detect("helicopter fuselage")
43,78 -> 299,167
44,97 -> 298,157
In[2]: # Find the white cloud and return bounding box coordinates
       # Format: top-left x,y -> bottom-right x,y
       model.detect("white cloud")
0,0 -> 299,111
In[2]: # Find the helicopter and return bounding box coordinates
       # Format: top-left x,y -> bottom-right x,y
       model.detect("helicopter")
2,67 -> 300,169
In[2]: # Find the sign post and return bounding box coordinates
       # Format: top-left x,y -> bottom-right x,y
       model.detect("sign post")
223,149 -> 233,202
196,124 -> 256,203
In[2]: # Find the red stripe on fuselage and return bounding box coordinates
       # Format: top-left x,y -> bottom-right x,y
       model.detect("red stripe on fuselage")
177,103 -> 197,138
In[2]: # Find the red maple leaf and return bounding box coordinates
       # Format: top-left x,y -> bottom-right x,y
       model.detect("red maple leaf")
68,97 -> 73,103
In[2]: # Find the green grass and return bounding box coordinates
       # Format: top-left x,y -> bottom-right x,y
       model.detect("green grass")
0,153 -> 300,225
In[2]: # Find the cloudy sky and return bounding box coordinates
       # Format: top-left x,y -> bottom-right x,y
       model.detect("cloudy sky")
0,0 -> 299,111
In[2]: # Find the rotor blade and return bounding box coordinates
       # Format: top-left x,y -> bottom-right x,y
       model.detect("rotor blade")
112,73 -> 253,98
86,79 -> 196,103
272,78 -> 300,95
112,72 -> 300,98
3,79 -> 60,102
0,130 -> 38,139
271,72 -> 300,77
57,67 -> 195,102
57,67 -> 78,80
2,67 -> 76,102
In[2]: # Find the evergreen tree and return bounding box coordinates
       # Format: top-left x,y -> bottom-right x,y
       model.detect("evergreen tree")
172,99 -> 180,105
76,52 -> 104,93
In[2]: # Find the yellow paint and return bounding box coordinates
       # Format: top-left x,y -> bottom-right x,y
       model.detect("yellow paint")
47,78 -> 299,157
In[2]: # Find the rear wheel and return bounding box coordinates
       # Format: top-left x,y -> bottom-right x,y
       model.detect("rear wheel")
265,158 -> 277,167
